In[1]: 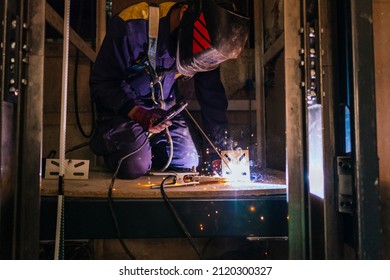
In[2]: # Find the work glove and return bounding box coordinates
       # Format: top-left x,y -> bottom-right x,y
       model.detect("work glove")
128,106 -> 172,134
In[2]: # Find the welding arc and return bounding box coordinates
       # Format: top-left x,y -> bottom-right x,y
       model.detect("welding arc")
160,175 -> 203,259
184,108 -> 232,173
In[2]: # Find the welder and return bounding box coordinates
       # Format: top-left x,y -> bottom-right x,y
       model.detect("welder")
89,0 -> 249,179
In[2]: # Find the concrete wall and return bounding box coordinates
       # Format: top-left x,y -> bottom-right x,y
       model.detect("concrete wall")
373,0 -> 390,259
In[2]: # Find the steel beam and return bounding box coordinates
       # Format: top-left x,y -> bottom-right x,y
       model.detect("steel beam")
40,196 -> 288,240
284,0 -> 309,260
12,0 -> 44,260
350,0 -> 383,259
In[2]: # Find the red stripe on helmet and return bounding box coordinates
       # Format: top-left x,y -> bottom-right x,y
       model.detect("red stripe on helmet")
193,38 -> 204,55
192,12 -> 211,54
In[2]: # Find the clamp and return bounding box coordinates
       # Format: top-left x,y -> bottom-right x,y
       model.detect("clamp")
149,172 -> 200,188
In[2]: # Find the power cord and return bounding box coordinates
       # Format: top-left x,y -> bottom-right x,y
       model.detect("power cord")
107,135 -> 149,260
73,0 -> 95,138
107,127 -> 201,260
160,175 -> 203,259
106,98 -> 216,260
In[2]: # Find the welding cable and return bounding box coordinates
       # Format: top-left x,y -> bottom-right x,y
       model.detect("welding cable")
159,127 -> 174,172
107,135 -> 150,260
152,81 -> 174,172
160,175 -> 203,259
65,141 -> 90,154
73,0 -> 96,138
183,108 -> 233,173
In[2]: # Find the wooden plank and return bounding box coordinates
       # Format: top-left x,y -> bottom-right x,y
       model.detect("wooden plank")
263,33 -> 284,65
96,0 -> 106,52
45,2 -> 97,62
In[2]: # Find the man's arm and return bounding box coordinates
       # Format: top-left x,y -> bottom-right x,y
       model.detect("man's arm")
89,16 -> 137,118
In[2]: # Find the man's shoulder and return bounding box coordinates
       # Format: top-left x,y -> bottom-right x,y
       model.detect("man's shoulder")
118,2 -> 148,21
118,1 -> 177,22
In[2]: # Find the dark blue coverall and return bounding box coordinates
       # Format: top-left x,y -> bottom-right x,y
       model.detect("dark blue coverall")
89,2 -> 228,179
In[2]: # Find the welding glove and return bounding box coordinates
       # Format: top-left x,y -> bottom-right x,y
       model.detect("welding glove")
128,106 -> 172,134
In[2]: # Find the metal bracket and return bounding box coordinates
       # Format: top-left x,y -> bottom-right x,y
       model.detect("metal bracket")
337,156 -> 353,214
148,172 -> 228,188
44,159 -> 90,180
149,172 -> 200,188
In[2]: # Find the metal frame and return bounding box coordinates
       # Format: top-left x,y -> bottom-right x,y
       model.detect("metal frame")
253,0 -> 266,167
40,196 -> 288,240
350,0 -> 383,259
319,0 -> 343,260
0,0 -> 44,259
13,0 -> 44,259
284,0 -> 309,260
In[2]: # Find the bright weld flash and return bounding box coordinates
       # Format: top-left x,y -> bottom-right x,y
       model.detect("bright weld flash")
221,150 -> 251,182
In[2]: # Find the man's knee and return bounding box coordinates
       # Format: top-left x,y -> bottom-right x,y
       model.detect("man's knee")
116,156 -> 152,179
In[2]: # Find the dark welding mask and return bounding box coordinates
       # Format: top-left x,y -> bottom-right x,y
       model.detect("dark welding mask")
176,0 -> 250,78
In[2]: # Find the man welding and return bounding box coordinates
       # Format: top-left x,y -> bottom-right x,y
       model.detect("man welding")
89,0 -> 249,179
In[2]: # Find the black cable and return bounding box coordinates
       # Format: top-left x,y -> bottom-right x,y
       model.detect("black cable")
107,135 -> 150,260
160,175 -> 203,259
46,150 -> 57,159
65,141 -> 90,154
73,0 -> 96,138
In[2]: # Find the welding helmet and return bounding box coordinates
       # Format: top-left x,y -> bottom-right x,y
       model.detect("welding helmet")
176,0 -> 250,77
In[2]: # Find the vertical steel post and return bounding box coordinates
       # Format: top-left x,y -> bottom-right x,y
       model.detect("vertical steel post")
253,0 -> 266,167
285,0 -> 309,259
319,0 -> 343,259
11,0 -> 44,259
350,0 -> 383,259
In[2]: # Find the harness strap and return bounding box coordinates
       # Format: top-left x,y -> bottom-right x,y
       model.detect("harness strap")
148,3 -> 164,107
148,3 -> 159,72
